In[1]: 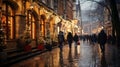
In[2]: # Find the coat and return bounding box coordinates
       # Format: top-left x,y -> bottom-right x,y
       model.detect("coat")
67,32 -> 73,44
98,30 -> 107,45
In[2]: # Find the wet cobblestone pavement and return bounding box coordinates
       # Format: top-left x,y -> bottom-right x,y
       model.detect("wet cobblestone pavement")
11,41 -> 120,67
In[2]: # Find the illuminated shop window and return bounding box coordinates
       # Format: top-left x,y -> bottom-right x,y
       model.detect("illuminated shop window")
1,5 -> 14,39
26,10 -> 35,39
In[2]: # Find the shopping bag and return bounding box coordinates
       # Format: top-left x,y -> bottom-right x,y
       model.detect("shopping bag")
37,45 -> 44,50
77,41 -> 80,45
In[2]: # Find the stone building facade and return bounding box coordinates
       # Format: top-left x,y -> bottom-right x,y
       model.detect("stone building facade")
0,0 -> 74,51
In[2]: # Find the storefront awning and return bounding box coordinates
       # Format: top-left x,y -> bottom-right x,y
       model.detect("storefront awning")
3,0 -> 19,10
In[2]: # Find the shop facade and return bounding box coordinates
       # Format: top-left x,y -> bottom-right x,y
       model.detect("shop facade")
0,0 -> 76,51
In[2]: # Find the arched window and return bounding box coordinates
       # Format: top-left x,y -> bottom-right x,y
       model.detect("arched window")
26,10 -> 36,39
2,4 -> 14,39
2,0 -> 19,40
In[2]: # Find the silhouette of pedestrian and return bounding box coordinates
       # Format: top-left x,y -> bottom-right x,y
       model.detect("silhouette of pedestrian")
67,32 -> 73,49
73,33 -> 79,47
68,48 -> 73,62
98,29 -> 107,53
59,50 -> 64,67
58,31 -> 65,51
101,53 -> 107,67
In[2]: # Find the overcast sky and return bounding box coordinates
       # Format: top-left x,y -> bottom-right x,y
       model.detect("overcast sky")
78,0 -> 104,34
79,0 -> 104,23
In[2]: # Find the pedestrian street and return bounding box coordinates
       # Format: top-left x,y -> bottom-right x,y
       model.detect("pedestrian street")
11,41 -> 120,67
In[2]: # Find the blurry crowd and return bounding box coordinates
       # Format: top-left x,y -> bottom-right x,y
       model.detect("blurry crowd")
57,29 -> 116,53
79,32 -> 116,45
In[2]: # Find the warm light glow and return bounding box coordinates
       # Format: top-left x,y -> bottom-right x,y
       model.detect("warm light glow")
41,21 -> 44,36
55,16 -> 61,24
10,20 -> 13,39
71,19 -> 78,25
1,16 -> 6,22
101,26 -> 104,29
97,26 -> 104,33
67,28 -> 71,32
74,25 -> 78,28
30,3 -> 34,9
32,22 -> 35,39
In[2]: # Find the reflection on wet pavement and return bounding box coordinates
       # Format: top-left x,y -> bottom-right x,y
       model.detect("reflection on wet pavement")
11,41 -> 120,67
11,43 -> 80,67
101,53 -> 107,67
79,41 -> 100,67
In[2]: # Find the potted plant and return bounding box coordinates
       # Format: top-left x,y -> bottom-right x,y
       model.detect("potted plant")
0,28 -> 7,63
23,31 -> 32,52
16,30 -> 32,52
37,36 -> 45,50
45,37 -> 52,51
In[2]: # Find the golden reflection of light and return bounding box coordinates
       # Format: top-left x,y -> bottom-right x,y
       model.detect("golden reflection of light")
77,45 -> 80,54
98,44 -> 102,59
42,21 -> 44,35
32,22 -> 35,39
10,20 -> 13,39
53,50 -> 60,67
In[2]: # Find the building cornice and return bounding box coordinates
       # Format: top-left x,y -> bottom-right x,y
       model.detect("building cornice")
35,1 -> 54,13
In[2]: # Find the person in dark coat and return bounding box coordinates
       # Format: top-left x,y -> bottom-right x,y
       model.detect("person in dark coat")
98,29 -> 107,53
73,33 -> 79,46
67,32 -> 73,49
58,31 -> 65,51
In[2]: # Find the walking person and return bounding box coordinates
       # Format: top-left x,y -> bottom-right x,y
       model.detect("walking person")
67,32 -> 73,49
98,29 -> 107,53
73,33 -> 79,47
58,31 -> 65,51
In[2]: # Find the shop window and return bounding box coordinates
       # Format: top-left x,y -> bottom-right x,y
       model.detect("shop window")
26,10 -> 35,39
1,5 -> 14,40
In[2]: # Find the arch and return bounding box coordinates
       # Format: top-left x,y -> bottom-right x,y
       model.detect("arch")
2,0 -> 19,10
26,9 -> 39,39
28,9 -> 39,21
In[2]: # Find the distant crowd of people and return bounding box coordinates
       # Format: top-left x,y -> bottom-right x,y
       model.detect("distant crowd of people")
80,29 -> 116,52
79,31 -> 116,45
58,29 -> 116,53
